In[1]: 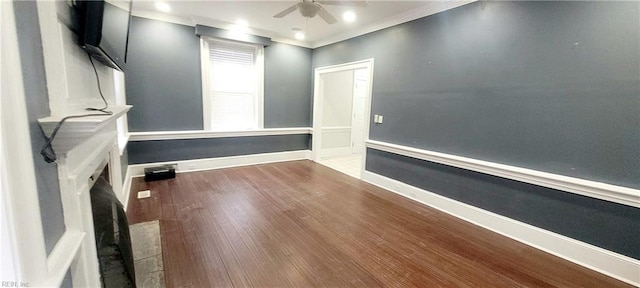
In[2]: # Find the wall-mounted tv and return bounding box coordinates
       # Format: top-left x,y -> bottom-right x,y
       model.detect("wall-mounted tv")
76,0 -> 132,71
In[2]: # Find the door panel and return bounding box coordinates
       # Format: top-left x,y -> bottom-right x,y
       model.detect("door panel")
351,69 -> 369,154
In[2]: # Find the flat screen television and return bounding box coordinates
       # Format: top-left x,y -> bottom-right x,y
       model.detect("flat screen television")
76,0 -> 132,71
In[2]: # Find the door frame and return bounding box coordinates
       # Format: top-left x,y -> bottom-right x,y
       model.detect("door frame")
312,58 -> 374,177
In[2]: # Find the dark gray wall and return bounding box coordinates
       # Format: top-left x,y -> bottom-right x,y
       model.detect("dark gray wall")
313,1 -> 640,189
61,270 -> 71,288
126,17 -> 313,131
264,43 -> 312,127
125,17 -> 313,165
126,16 -> 203,132
366,149 -> 640,259
127,135 -> 310,164
14,0 -> 66,254
314,1 -> 640,260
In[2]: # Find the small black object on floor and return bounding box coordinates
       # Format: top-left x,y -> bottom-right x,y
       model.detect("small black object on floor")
144,165 -> 176,182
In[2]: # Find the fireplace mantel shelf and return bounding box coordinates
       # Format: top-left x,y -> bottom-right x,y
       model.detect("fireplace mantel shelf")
38,105 -> 131,154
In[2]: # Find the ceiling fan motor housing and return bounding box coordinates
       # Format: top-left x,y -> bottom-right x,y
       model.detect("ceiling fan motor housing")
298,2 -> 322,18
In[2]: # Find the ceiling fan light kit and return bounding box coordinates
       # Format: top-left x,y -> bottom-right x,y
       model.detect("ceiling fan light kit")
273,0 -> 367,25
298,2 -> 322,18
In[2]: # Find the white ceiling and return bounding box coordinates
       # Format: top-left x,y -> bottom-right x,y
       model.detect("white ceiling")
131,1 -> 473,48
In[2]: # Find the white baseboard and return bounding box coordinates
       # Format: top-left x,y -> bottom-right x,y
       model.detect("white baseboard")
319,147 -> 352,159
361,170 -> 640,286
127,150 -> 312,177
121,167 -> 133,211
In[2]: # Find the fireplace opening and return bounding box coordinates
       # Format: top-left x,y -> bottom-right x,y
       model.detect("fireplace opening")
90,162 -> 136,287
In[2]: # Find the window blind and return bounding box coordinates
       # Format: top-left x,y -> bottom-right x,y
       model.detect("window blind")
208,41 -> 257,130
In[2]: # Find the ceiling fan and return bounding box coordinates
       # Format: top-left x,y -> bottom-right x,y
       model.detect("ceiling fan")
273,0 -> 367,24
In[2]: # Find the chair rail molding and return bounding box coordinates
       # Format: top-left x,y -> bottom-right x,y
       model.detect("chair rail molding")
366,140 -> 640,208
128,127 -> 313,141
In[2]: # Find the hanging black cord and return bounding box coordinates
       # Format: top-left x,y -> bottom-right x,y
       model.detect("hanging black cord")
40,53 -> 114,163
86,52 -> 112,112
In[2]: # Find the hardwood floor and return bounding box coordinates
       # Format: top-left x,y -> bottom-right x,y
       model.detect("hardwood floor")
127,160 -> 631,288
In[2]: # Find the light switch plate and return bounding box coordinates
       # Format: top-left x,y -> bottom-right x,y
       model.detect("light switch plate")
379,115 -> 383,123
374,115 -> 379,123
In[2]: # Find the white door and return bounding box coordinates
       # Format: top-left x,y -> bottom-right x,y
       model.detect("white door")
351,69 -> 369,154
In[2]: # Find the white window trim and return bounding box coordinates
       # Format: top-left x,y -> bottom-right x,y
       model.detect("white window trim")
200,37 -> 264,131
113,70 -> 129,155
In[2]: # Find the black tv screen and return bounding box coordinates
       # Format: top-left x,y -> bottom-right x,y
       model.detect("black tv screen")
77,0 -> 132,71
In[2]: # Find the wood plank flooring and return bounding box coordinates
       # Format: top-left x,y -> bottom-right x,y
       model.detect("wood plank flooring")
127,160 -> 631,287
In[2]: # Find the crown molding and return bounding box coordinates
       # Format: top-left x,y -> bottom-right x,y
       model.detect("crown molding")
131,9 -> 313,48
131,9 -> 195,27
131,1 -> 475,50
311,0 -> 476,48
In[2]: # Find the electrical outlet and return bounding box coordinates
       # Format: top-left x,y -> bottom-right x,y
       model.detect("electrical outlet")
137,190 -> 151,199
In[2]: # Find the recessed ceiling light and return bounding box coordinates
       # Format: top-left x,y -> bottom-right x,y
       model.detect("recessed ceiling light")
236,19 -> 248,27
343,11 -> 356,23
155,2 -> 171,13
295,32 -> 305,40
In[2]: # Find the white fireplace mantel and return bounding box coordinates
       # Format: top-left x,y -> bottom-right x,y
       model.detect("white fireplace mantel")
36,105 -> 131,287
38,105 -> 131,155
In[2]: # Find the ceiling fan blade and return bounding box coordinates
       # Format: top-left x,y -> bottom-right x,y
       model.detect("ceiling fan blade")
273,3 -> 299,18
317,7 -> 337,24
316,0 -> 367,7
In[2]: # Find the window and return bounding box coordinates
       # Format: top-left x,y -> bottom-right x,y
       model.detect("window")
201,38 -> 264,131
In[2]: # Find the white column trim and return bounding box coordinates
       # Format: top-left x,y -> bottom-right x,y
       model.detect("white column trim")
122,166 -> 133,211
128,127 -> 313,141
200,38 -> 212,131
1,1 -> 49,285
366,140 -> 639,208
43,231 -> 85,287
